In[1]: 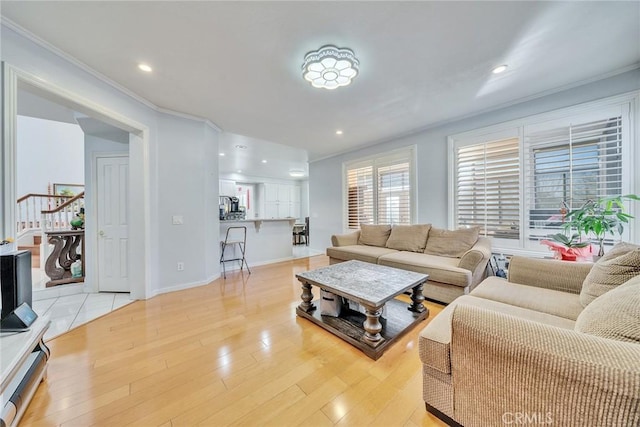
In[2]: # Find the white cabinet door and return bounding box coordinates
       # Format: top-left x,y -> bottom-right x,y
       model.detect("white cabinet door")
220,180 -> 236,197
265,183 -> 279,202
278,184 -> 291,203
290,186 -> 301,204
265,202 -> 279,219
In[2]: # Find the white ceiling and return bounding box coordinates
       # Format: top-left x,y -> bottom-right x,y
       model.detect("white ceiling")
2,1 -> 639,163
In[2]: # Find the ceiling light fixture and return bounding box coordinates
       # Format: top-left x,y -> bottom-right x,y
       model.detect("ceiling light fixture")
235,145 -> 247,150
261,160 -> 268,163
219,153 -> 225,156
302,45 -> 359,90
492,64 -> 508,74
335,130 -> 343,135
289,169 -> 305,177
138,63 -> 153,72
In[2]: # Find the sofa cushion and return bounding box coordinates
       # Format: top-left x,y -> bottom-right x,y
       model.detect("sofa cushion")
424,227 -> 479,258
378,252 -> 471,287
358,224 -> 392,247
471,277 -> 584,321
575,275 -> 640,343
419,295 -> 575,374
385,224 -> 431,252
580,242 -> 640,307
326,245 -> 398,264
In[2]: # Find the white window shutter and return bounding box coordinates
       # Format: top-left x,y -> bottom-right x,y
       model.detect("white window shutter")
524,115 -> 623,244
345,148 -> 414,229
455,138 -> 520,239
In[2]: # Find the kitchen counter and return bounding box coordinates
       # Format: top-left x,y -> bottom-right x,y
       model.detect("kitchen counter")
219,218 -> 297,271
220,217 -> 296,231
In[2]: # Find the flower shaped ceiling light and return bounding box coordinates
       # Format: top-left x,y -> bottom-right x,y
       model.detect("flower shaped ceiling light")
302,45 -> 359,90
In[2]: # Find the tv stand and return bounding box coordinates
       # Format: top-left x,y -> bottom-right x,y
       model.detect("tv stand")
0,316 -> 50,427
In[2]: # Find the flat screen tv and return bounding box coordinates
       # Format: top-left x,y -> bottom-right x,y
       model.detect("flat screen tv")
1,250 -> 33,319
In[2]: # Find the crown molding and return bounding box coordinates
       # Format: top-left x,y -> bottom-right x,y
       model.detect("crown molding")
156,107 -> 222,132
309,63 -> 640,163
1,17 -> 222,133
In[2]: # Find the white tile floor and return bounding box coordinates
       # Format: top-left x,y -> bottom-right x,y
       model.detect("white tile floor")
32,292 -> 134,341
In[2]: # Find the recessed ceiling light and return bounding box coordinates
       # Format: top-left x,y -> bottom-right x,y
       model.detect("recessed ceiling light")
235,145 -> 247,150
219,153 -> 225,156
492,64 -> 508,74
138,63 -> 153,72
289,169 -> 305,177
336,130 -> 343,135
261,160 -> 267,163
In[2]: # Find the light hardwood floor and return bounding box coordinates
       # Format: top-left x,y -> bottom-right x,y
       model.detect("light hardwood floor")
22,255 -> 447,426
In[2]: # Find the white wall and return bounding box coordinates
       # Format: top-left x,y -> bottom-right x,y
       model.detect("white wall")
300,180 -> 309,219
157,113 -> 219,291
309,69 -> 640,252
16,115 -> 84,196
2,23 -> 221,298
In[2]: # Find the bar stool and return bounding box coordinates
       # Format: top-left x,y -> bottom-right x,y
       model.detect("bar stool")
220,226 -> 251,279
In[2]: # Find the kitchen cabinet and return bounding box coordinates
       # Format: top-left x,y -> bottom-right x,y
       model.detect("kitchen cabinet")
219,180 -> 236,197
263,183 -> 301,219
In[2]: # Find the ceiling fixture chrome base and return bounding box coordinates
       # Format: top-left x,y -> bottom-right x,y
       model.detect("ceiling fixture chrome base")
302,45 -> 359,90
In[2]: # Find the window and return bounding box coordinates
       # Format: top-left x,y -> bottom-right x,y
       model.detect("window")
450,97 -> 634,252
524,114 -> 623,244
345,148 -> 414,229
454,137 -> 520,239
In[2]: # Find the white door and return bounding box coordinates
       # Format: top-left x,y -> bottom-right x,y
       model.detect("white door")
97,155 -> 130,292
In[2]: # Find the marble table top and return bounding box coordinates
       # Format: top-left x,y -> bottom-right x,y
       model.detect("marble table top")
296,260 -> 428,306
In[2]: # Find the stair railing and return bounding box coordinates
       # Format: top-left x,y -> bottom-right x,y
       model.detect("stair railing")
40,192 -> 85,233
16,193 -> 73,235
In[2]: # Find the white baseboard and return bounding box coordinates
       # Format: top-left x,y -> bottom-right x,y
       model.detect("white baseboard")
149,274 -> 220,298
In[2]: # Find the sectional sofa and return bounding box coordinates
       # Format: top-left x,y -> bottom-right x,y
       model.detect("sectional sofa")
419,243 -> 640,426
326,224 -> 492,303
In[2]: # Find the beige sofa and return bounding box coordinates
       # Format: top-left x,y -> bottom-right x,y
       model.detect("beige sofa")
419,244 -> 640,427
327,224 -> 492,303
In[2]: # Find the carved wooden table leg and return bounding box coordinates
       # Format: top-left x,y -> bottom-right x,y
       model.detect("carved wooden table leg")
363,305 -> 383,345
298,281 -> 315,312
45,235 -> 66,282
409,281 -> 427,315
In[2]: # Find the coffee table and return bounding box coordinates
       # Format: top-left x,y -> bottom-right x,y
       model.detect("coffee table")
295,260 -> 429,360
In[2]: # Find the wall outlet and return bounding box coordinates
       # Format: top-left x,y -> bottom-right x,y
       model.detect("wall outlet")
172,215 -> 184,225
177,262 -> 184,271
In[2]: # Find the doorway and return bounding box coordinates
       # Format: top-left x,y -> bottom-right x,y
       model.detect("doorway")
2,64 -> 150,299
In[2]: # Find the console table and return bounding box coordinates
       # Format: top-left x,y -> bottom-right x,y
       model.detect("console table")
1,316 -> 50,427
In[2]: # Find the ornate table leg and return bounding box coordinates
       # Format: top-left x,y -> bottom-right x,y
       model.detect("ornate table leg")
298,281 -> 315,312
363,305 -> 383,344
409,282 -> 427,315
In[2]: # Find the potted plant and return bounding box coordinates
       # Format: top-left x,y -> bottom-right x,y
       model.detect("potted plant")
562,194 -> 640,257
543,233 -> 592,261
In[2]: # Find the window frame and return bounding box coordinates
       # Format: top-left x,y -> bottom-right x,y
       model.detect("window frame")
343,146 -> 417,230
448,92 -> 638,256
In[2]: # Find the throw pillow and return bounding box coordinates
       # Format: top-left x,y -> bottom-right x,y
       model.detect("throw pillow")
358,224 -> 392,247
575,275 -> 640,343
580,242 -> 640,307
424,227 -> 479,258
385,224 -> 432,252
